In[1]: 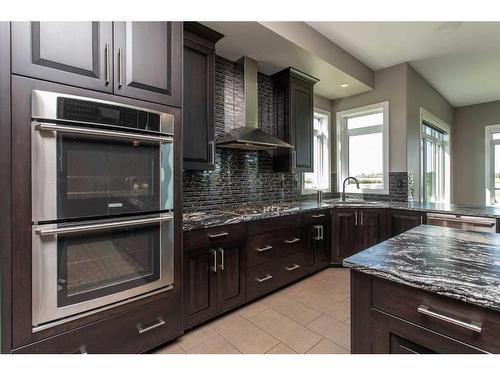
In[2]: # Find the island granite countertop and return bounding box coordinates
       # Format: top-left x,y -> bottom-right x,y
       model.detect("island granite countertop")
343,225 -> 500,312
183,199 -> 500,231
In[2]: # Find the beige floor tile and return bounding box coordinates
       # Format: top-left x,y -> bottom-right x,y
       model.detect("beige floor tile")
306,315 -> 350,350
237,300 -> 269,319
250,308 -> 322,354
265,295 -> 321,325
277,276 -> 324,297
266,343 -> 297,354
211,313 -> 279,353
153,342 -> 186,354
307,338 -> 349,354
187,335 -> 240,354
178,325 -> 218,351
291,288 -> 350,321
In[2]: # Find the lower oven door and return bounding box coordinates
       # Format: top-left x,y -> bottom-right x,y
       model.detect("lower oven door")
32,213 -> 174,329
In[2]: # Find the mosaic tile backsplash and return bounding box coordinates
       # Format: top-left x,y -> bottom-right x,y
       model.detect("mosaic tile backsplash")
182,56 -> 413,212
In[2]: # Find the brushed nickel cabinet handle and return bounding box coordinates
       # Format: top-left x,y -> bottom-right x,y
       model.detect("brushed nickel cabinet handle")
313,225 -> 323,240
208,232 -> 228,239
211,249 -> 218,273
208,141 -> 215,165
285,264 -> 300,271
284,238 -> 300,244
256,274 -> 273,283
291,149 -> 297,172
417,305 -> 482,333
311,213 -> 326,218
104,43 -> 110,85
218,247 -> 225,271
256,245 -> 273,253
137,318 -> 166,334
355,211 -> 358,226
360,212 -> 364,226
118,47 -> 123,88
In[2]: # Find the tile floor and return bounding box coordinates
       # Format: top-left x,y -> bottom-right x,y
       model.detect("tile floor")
154,267 -> 351,354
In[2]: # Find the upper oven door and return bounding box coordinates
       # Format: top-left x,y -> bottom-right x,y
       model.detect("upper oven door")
32,122 -> 173,222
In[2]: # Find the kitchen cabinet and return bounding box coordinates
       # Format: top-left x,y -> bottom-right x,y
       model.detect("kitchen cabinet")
11,22 -> 113,92
183,22 -> 223,170
305,210 -> 331,270
331,208 -> 386,264
113,22 -> 182,107
183,224 -> 246,329
272,67 -> 319,173
11,21 -> 182,107
389,209 -> 425,236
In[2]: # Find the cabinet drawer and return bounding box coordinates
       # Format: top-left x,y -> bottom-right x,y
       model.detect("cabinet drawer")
14,292 -> 182,354
184,223 -> 246,251
247,252 -> 308,301
247,214 -> 303,235
247,226 -> 306,267
372,278 -> 500,353
303,209 -> 331,225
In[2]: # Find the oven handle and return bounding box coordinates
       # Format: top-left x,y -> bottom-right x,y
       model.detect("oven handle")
35,214 -> 173,236
35,123 -> 173,144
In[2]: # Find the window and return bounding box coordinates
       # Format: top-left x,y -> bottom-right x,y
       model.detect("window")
420,109 -> 450,204
337,102 -> 389,194
302,109 -> 331,193
485,125 -> 500,205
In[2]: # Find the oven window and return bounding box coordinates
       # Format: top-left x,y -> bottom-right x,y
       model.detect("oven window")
56,224 -> 161,307
57,133 -> 161,220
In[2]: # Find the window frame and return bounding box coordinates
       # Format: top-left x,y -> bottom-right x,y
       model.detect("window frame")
419,108 -> 451,204
484,124 -> 500,206
302,108 -> 331,194
336,101 -> 389,195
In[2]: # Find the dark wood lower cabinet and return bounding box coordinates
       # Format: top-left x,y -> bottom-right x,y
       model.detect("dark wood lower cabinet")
216,246 -> 246,313
389,209 -> 425,236
351,271 -> 500,354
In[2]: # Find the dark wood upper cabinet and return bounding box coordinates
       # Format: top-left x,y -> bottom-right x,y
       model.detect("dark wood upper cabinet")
11,22 -> 113,92
272,68 -> 319,173
113,22 -> 182,107
389,209 -> 425,237
183,23 -> 223,170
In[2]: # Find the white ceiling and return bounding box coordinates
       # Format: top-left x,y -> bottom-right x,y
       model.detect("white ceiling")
307,22 -> 500,107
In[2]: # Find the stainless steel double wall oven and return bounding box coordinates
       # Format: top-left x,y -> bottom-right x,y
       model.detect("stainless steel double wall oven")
31,91 -> 175,329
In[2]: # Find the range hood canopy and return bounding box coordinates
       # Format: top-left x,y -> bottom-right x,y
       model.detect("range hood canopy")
216,56 -> 293,151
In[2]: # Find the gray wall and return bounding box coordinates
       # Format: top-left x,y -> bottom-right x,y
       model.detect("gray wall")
453,101 -> 500,205
406,65 -> 454,201
331,63 -> 408,173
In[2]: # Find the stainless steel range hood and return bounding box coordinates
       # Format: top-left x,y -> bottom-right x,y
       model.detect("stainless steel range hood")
216,56 -> 293,151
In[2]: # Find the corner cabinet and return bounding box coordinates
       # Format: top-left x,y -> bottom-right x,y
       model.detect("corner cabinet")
11,21 -> 182,107
389,209 -> 425,236
182,22 -> 223,170
272,68 -> 319,173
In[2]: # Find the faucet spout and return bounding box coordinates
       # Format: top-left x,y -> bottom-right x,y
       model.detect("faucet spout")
342,177 -> 361,202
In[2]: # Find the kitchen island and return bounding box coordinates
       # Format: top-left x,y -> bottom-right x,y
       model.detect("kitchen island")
344,225 -> 500,353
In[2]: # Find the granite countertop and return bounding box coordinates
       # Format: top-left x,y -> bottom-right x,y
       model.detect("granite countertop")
183,199 -> 500,231
343,225 -> 500,312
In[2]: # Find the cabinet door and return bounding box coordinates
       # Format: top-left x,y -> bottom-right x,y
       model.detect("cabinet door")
183,248 -> 217,329
332,209 -> 358,263
183,37 -> 215,170
113,22 -> 182,107
216,246 -> 246,313
308,224 -> 331,269
12,22 -> 113,92
390,210 -> 425,236
291,82 -> 314,172
359,209 -> 386,250
316,223 -> 331,267
372,309 -> 486,354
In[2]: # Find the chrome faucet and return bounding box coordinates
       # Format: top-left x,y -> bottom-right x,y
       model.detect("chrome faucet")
342,177 -> 360,202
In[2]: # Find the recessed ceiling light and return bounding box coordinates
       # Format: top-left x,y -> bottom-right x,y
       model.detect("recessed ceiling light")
437,22 -> 463,32
340,83 -> 349,88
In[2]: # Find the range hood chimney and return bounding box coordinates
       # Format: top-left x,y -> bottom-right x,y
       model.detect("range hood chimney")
216,56 -> 294,151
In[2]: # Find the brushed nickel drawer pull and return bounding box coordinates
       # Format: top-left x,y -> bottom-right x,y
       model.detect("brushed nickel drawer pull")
311,213 -> 326,218
256,274 -> 273,283
137,318 -> 166,334
208,232 -> 229,239
417,305 -> 482,333
285,264 -> 300,271
284,238 -> 300,244
256,245 -> 273,253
